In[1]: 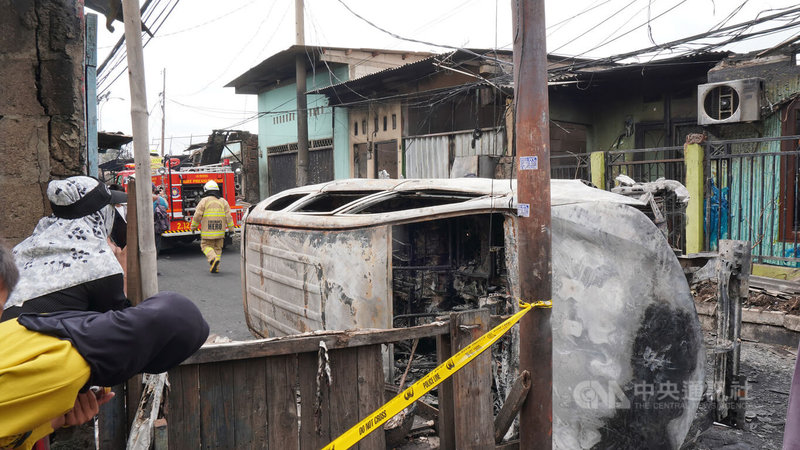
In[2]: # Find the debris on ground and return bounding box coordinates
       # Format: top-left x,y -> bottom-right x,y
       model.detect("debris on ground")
690,335 -> 795,449
693,280 -> 800,315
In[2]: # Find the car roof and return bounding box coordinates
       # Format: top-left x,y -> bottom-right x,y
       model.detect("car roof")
246,178 -> 642,230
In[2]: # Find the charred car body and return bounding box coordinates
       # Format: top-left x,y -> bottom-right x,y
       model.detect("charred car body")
241,178 -> 705,449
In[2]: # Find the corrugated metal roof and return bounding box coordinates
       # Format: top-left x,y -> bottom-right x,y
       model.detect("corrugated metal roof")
313,49 -> 514,105
312,49 -> 734,104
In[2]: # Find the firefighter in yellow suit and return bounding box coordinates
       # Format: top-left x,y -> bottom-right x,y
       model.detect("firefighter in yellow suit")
190,180 -> 235,273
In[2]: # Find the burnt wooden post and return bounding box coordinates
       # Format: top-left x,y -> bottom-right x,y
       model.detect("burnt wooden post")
714,239 -> 751,428
512,0 -> 553,447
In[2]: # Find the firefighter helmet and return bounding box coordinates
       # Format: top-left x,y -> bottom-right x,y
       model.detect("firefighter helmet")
203,180 -> 219,192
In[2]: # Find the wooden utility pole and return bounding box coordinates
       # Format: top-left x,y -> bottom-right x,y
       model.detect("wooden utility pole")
121,0 -> 158,299
513,0 -> 553,447
160,68 -> 166,157
295,0 -> 309,186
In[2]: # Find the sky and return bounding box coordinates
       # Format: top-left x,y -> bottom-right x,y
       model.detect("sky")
90,0 -> 800,155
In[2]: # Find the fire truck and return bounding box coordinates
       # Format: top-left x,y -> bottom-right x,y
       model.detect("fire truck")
117,160 -> 246,244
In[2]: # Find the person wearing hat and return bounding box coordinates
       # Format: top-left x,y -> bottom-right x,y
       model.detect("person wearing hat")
0,242 -> 209,450
1,176 -> 129,321
189,180 -> 234,273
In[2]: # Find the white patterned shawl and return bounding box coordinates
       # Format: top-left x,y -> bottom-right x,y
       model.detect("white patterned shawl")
4,177 -> 123,309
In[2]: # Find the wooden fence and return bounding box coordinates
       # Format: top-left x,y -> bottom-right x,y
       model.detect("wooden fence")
100,310 -> 516,449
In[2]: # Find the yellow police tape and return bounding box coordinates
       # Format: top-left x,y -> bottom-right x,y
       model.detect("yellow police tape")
321,300 -> 552,450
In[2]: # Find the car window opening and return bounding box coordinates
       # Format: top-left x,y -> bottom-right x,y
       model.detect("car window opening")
263,193 -> 307,211
357,191 -> 482,214
295,191 -> 382,212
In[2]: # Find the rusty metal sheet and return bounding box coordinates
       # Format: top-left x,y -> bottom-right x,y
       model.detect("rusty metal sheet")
404,136 -> 450,178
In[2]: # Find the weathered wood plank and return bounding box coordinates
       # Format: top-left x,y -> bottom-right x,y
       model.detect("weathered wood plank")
167,365 -> 201,449
495,439 -> 520,450
232,358 -> 268,449
128,373 -> 167,450
126,374 -> 143,429
184,322 -> 448,365
266,354 -> 299,450
494,371 -> 531,443
153,418 -> 168,450
357,345 -> 386,450
451,310 -> 494,449
328,349 -> 360,444
97,384 -> 126,449
199,362 -> 236,448
299,351 -> 330,449
436,331 -> 455,449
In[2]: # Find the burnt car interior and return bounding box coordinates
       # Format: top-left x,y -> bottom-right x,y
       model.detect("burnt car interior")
389,213 -> 516,410
391,213 -> 511,327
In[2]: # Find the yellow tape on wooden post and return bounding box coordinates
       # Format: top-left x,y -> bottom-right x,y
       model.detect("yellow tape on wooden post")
321,300 -> 551,450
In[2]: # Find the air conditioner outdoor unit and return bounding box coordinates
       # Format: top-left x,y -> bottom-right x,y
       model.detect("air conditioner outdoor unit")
697,78 -> 762,125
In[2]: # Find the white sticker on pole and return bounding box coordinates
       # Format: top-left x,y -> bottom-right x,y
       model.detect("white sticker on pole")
520,156 -> 538,170
517,203 -> 530,217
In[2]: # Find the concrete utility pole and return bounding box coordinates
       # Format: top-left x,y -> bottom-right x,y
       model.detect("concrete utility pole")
121,0 -> 158,299
513,0 -> 553,447
295,0 -> 309,186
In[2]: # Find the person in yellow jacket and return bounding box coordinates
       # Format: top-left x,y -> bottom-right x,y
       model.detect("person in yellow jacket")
0,242 -> 209,450
190,180 -> 235,273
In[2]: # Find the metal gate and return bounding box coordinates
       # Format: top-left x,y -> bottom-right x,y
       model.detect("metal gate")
268,147 -> 334,195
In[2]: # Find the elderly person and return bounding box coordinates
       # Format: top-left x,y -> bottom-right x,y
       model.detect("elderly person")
2,176 -> 128,321
0,242 -> 209,450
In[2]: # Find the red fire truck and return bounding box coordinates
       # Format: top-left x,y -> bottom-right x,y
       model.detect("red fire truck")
117,161 -> 246,244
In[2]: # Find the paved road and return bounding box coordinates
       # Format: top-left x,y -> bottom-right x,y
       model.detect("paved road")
155,237 -> 255,341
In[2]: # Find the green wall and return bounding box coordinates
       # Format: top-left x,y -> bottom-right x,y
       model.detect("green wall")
333,106 -> 350,179
256,64 -> 350,198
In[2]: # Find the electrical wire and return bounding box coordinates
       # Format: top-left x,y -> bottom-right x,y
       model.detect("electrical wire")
549,4 -> 800,74
547,0 -> 612,37
98,0 -> 182,96
156,0 -> 258,37
548,0 -> 643,55
177,0 -> 280,97
334,0 -> 511,67
250,2 -> 292,69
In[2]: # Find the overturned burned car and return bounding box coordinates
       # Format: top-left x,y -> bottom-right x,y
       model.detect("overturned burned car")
241,178 -> 705,449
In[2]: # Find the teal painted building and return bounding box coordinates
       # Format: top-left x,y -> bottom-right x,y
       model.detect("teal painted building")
227,46 -> 431,199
